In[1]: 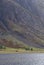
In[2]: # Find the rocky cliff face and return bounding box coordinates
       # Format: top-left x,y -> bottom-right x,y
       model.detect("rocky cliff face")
0,0 -> 44,48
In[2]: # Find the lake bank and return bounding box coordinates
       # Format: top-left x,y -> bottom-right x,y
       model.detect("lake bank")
0,47 -> 44,54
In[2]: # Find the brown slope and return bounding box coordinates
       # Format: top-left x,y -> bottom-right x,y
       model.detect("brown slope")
0,0 -> 44,48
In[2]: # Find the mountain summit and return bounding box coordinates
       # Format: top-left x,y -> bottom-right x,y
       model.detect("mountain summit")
0,0 -> 44,48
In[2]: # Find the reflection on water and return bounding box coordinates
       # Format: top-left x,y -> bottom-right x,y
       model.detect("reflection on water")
0,53 -> 44,65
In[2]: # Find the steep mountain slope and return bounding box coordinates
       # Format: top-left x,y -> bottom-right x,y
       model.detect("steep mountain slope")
0,0 -> 44,48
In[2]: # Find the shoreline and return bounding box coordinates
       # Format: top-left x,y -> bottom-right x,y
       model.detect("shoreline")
0,49 -> 44,54
0,47 -> 44,54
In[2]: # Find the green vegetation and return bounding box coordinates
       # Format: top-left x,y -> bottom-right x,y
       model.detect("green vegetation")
0,46 -> 44,54
24,47 -> 30,50
0,45 -> 6,49
0,38 -> 44,53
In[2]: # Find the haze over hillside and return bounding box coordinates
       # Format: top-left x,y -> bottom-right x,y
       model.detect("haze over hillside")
0,0 -> 44,48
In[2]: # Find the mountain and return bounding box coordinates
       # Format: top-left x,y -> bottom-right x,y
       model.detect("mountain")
0,0 -> 44,48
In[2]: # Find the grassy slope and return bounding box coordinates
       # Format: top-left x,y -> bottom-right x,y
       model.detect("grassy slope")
0,33 -> 44,53
0,46 -> 44,54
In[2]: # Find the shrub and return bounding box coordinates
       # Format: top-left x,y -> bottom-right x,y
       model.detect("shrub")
2,46 -> 6,49
0,45 -> 6,49
16,50 -> 18,52
0,45 -> 2,49
30,48 -> 33,51
25,47 -> 30,50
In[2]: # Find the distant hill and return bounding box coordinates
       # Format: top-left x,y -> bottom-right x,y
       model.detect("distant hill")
0,0 -> 44,48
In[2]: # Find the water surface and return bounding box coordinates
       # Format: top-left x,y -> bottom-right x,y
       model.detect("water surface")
0,53 -> 44,65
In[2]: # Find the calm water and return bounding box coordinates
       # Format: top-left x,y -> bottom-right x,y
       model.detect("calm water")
0,53 -> 44,65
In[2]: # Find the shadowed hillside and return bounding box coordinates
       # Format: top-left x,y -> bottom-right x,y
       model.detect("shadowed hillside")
0,0 -> 44,48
